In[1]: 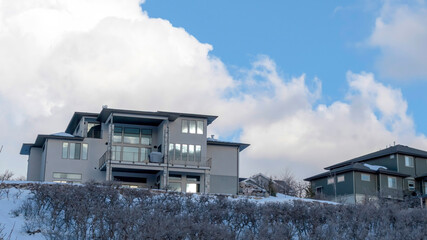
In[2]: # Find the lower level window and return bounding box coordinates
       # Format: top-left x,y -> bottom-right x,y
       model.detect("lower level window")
186,183 -> 200,193
169,182 -> 182,192
408,180 -> 415,191
53,172 -> 82,181
316,187 -> 323,195
388,176 -> 397,189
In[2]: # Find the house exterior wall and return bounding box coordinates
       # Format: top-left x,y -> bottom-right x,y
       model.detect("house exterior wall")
335,172 -> 354,195
415,157 -> 427,176
397,154 -> 416,176
207,145 -> 239,194
43,138 -> 106,182
27,147 -> 42,181
379,174 -> 404,199
354,171 -> 378,196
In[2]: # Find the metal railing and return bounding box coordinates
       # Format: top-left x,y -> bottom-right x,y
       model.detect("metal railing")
99,151 -> 212,169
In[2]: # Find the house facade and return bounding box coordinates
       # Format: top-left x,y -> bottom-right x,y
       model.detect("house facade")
20,108 -> 249,195
304,145 -> 427,204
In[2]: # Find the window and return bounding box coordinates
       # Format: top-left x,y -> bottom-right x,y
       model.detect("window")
169,182 -> 182,192
141,129 -> 152,145
186,175 -> 201,193
62,142 -> 87,160
87,123 -> 101,138
327,177 -> 335,185
141,147 -> 151,161
195,145 -> 201,161
182,120 -> 204,135
408,180 -> 415,191
169,174 -> 182,180
169,143 -> 174,161
196,121 -> 203,134
316,187 -> 323,195
122,147 -> 139,162
123,128 -> 139,144
189,121 -> 196,134
182,120 -> 188,133
113,127 -> 122,143
175,144 -> 181,160
62,143 -> 68,159
405,156 -> 414,167
182,144 -> 188,161
388,176 -> 397,189
53,172 -> 82,181
81,143 -> 88,160
337,175 -> 345,183
112,146 -> 121,160
361,173 -> 371,182
425,182 -> 427,194
188,145 -> 195,161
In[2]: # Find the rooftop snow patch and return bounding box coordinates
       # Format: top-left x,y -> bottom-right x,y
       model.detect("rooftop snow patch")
51,132 -> 74,137
364,163 -> 387,171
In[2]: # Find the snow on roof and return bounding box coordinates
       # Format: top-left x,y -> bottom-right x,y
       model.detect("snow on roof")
51,132 -> 75,137
363,163 -> 387,171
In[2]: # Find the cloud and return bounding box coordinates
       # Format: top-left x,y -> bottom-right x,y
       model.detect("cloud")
368,2 -> 427,79
0,0 -> 426,180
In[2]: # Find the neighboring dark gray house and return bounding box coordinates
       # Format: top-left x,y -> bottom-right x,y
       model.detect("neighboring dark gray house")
304,145 -> 427,204
20,107 -> 249,195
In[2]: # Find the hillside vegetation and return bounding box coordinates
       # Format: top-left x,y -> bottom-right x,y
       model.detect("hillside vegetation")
1,182 -> 426,240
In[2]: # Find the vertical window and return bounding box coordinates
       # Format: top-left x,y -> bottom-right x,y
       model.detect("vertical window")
388,176 -> 397,189
188,145 -> 195,161
408,180 -> 415,191
196,121 -> 204,134
316,187 -> 323,195
327,177 -> 335,185
182,120 -> 188,133
69,143 -> 81,159
113,127 -> 122,143
141,129 -> 152,145
337,175 -> 345,182
62,143 -> 68,159
123,147 -> 139,162
169,143 -> 174,161
361,173 -> 371,182
182,144 -> 188,161
175,144 -> 181,160
141,147 -> 151,161
405,156 -> 414,167
124,128 -> 140,144
189,121 -> 196,134
82,144 -> 88,160
425,182 -> 427,194
112,146 -> 121,161
195,145 -> 201,162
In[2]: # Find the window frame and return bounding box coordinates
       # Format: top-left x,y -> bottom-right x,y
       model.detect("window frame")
388,176 -> 397,189
361,173 -> 371,182
337,175 -> 345,183
404,156 -> 414,167
327,177 -> 335,185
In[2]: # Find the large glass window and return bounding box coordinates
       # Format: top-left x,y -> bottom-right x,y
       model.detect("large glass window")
195,145 -> 201,162
87,123 -> 101,138
124,128 -> 140,144
123,147 -> 139,162
141,129 -> 152,145
388,176 -> 397,189
189,145 -> 195,161
405,156 -> 414,167
169,144 -> 174,161
141,147 -> 151,161
113,127 -> 122,143
82,144 -> 88,160
189,121 -> 196,134
196,121 -> 203,134
182,144 -> 188,161
169,182 -> 182,192
186,183 -> 200,193
182,120 -> 188,133
62,143 -> 68,159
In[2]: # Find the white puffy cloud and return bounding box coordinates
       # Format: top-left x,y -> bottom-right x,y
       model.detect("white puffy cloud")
368,2 -> 427,79
0,0 -> 426,180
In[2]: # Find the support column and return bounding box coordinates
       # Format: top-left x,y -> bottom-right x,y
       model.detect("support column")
204,169 -> 210,193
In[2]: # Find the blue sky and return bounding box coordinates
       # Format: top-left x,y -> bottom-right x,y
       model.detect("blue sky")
143,0 -> 427,134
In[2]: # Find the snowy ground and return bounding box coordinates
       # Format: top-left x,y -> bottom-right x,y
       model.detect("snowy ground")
0,188 -> 43,239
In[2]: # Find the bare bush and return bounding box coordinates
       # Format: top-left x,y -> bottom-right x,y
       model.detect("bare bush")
15,183 -> 427,240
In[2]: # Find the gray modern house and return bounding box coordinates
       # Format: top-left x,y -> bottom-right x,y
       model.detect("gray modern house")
305,145 -> 427,204
20,107 -> 249,194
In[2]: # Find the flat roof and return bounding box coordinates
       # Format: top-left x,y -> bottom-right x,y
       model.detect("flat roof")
20,134 -> 84,155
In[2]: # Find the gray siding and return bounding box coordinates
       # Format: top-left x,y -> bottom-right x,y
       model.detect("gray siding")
336,172 -> 354,195
415,157 -> 427,176
210,175 -> 238,194
27,147 -> 42,181
397,154 -> 416,176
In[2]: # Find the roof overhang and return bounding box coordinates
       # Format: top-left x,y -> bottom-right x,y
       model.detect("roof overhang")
20,135 -> 84,155
207,139 -> 250,152
65,112 -> 99,134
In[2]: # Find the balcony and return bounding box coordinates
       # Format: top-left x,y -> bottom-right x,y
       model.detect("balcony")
99,150 -> 211,170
